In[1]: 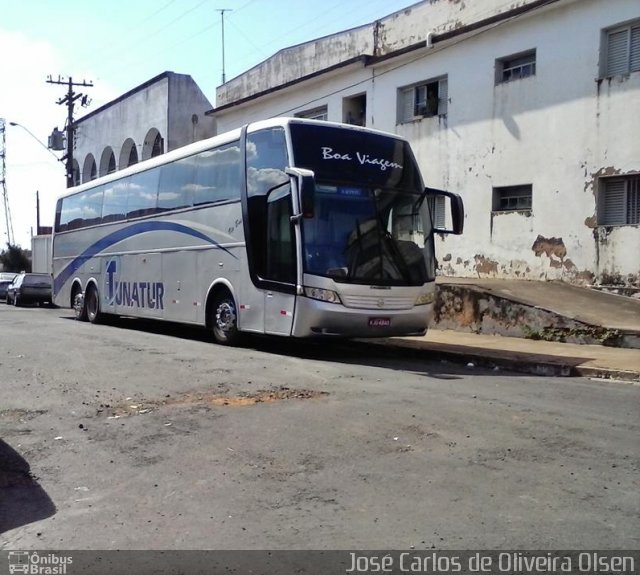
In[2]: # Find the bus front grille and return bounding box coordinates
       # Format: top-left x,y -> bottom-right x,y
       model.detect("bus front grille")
340,295 -> 415,310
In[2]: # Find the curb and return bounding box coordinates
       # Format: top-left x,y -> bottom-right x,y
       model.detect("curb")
370,338 -> 640,382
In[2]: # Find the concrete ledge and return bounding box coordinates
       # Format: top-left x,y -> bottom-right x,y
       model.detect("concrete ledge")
369,330 -> 640,382
434,280 -> 640,349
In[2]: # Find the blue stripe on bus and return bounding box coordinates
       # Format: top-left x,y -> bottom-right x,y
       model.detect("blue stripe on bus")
53,220 -> 236,295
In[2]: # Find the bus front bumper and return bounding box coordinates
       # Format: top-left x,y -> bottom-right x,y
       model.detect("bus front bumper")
291,296 -> 433,338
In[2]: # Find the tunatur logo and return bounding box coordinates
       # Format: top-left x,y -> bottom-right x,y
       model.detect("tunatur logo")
7,552 -> 72,575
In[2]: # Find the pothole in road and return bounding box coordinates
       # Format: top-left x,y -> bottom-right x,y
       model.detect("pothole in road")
104,387 -> 328,418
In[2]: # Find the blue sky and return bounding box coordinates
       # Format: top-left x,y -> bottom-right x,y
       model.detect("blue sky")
0,0 -> 418,248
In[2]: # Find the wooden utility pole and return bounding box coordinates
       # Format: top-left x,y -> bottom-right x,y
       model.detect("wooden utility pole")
46,75 -> 93,188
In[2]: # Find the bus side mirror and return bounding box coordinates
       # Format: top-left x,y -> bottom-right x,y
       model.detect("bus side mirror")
424,187 -> 465,235
286,167 -> 316,219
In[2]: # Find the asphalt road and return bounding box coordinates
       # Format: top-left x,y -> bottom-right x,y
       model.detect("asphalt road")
0,303 -> 638,550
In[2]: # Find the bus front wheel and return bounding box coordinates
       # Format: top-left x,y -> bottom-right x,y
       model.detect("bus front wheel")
211,292 -> 240,346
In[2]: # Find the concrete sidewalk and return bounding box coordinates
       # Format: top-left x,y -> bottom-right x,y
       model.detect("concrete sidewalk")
377,329 -> 640,382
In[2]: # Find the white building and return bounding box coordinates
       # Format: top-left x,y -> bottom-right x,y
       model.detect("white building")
73,72 -> 216,184
208,0 -> 640,287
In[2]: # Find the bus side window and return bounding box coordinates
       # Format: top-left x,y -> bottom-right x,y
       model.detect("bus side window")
158,156 -> 196,211
194,141 -> 242,206
80,186 -> 105,227
102,180 -> 129,224
127,169 -> 160,219
55,198 -> 64,232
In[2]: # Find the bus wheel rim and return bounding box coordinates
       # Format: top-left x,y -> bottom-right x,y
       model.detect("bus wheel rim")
73,293 -> 84,317
216,302 -> 236,332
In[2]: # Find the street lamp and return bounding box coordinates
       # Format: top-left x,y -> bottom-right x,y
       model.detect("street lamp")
8,122 -> 63,163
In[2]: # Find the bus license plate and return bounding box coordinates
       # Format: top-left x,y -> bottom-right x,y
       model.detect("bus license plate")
368,317 -> 391,327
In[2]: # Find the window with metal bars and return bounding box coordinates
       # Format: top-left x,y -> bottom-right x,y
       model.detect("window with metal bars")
492,185 -> 532,212
496,50 -> 536,84
599,176 -> 640,226
602,20 -> 640,77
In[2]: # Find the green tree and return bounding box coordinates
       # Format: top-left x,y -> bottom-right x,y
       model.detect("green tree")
0,243 -> 31,273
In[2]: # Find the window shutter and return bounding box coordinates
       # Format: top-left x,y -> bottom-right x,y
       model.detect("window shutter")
627,177 -> 640,224
399,88 -> 414,123
601,180 -> 626,225
630,25 -> 640,72
607,29 -> 629,76
438,78 -> 448,116
435,195 -> 446,228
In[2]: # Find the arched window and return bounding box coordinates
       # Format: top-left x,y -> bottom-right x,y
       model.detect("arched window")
119,138 -> 139,169
142,128 -> 164,160
82,154 -> 97,183
99,147 -> 116,177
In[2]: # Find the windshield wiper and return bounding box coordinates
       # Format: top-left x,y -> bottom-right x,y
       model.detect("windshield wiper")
382,230 -> 412,283
346,218 -> 365,280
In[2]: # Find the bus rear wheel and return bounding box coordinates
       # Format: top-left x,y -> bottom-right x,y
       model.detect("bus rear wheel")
73,287 -> 87,321
85,285 -> 102,324
211,292 -> 241,346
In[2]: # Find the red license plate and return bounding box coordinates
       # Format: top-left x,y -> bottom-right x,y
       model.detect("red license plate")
368,317 -> 391,327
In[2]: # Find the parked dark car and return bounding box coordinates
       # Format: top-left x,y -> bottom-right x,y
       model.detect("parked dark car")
6,273 -> 53,307
0,272 -> 18,300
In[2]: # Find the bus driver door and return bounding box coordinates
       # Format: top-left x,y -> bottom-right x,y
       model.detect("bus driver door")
263,184 -> 297,335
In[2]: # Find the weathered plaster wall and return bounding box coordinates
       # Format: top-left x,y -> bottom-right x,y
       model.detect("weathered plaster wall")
215,64 -> 374,134
216,0 -> 549,108
167,75 -> 216,150
216,27 -> 373,108
374,0 -> 640,286
212,0 -> 640,286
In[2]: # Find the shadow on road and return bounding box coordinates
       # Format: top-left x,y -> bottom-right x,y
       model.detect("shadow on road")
60,313 -> 529,380
0,440 -> 56,534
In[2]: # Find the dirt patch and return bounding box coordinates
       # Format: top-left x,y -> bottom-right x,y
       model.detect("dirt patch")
105,387 -> 329,417
0,409 -> 47,422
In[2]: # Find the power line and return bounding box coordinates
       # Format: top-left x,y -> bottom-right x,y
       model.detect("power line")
97,0 -> 211,77
90,0 -> 180,61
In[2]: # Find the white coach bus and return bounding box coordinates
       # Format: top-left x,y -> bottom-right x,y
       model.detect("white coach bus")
52,118 -> 463,345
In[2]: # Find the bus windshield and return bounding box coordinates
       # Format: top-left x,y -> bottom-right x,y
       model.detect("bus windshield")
289,122 -> 435,286
302,184 -> 434,285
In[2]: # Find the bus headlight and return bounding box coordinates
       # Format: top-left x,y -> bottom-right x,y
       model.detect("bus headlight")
415,292 -> 435,306
304,286 -> 342,304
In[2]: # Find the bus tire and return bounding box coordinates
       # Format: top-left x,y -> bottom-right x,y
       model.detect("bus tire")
73,287 -> 88,321
211,291 -> 241,346
85,285 -> 102,324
